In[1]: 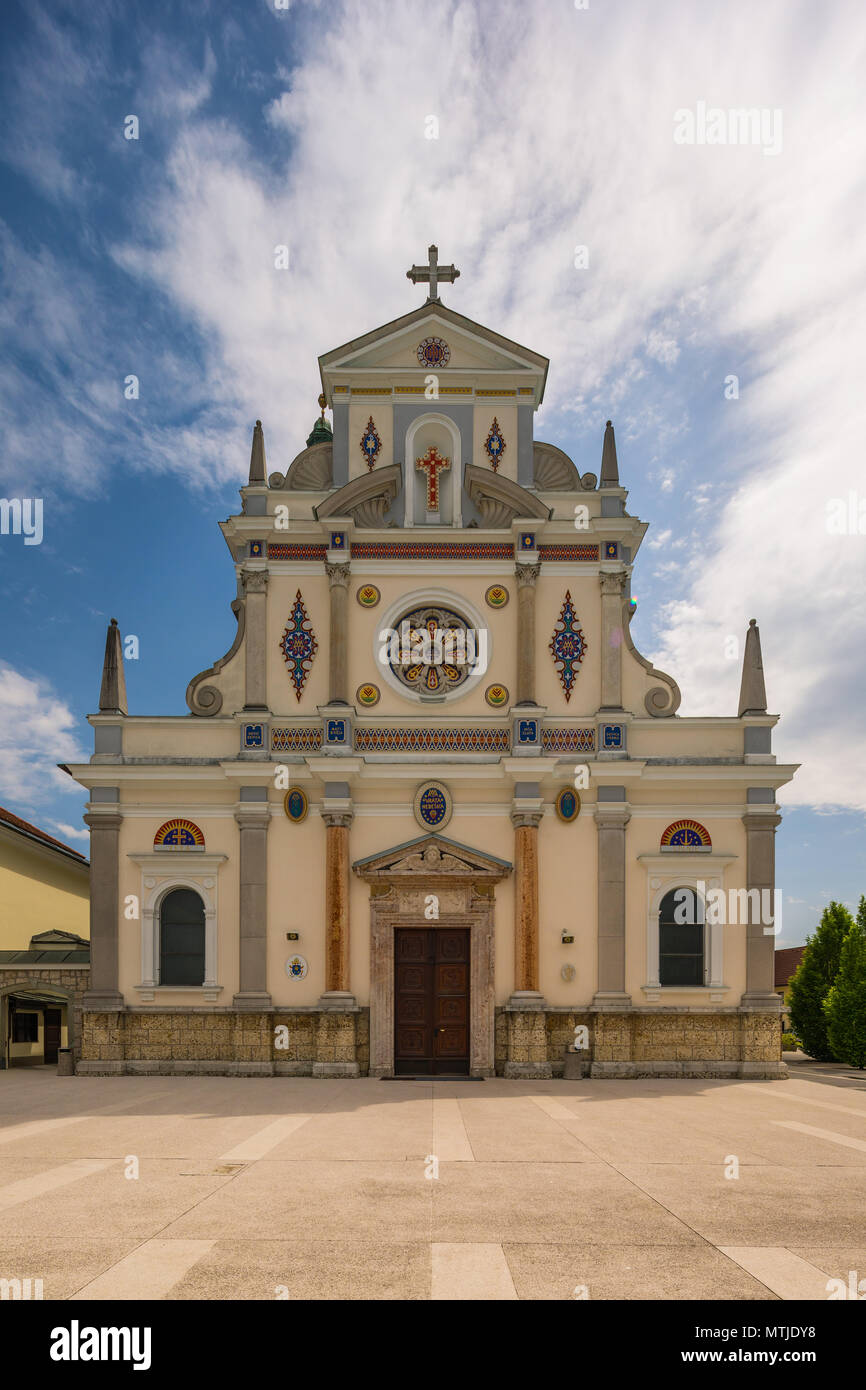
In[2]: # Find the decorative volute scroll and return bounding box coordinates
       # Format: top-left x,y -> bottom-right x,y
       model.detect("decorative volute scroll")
464,464 -> 550,529
621,599 -> 682,717
186,597 -> 245,716
315,463 -> 402,528
270,441 -> 334,491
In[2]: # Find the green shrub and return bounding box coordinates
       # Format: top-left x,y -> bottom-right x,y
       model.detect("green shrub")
824,897 -> 866,1069
788,902 -> 853,1061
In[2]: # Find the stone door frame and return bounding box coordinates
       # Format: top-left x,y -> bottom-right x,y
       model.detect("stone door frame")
353,834 -> 512,1078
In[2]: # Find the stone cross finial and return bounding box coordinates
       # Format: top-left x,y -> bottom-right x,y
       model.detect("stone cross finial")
406,244 -> 460,302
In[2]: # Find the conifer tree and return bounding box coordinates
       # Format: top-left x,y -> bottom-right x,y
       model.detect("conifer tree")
788,901 -> 853,1060
824,897 -> 866,1068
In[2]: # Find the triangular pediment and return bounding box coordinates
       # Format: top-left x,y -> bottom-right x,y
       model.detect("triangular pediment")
353,832 -> 512,881
320,304 -> 548,387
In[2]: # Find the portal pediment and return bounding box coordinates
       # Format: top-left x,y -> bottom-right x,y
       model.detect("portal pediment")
353,833 -> 512,882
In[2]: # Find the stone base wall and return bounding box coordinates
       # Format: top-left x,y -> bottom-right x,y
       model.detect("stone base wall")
77,1004 -> 783,1080
495,1007 -> 785,1080
76,1007 -> 370,1077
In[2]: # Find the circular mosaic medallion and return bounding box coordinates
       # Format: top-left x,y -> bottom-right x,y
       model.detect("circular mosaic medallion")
484,584 -> 509,609
555,788 -> 581,823
384,603 -> 481,696
416,336 -> 451,368
283,788 -> 309,823
413,781 -> 453,831
485,683 -> 509,708
356,584 -> 381,609
356,682 -> 380,707
286,955 -> 308,980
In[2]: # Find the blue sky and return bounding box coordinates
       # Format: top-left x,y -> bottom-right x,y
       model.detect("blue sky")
1,0 -> 865,946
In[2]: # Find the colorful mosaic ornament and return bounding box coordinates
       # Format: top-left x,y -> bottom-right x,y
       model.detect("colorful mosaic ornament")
484,417 -> 506,471
360,416 -> 381,469
555,788 -> 581,823
660,819 -> 712,850
279,590 -> 318,701
416,336 -> 451,368
541,727 -> 595,753
549,590 -> 587,703
413,781 -> 453,831
286,955 -> 308,980
484,584 -> 509,609
485,683 -> 509,708
154,818 -> 205,849
356,683 -> 380,707
355,727 -> 509,753
283,788 -> 309,823
356,584 -> 380,608
272,727 -> 322,752
415,445 -> 450,511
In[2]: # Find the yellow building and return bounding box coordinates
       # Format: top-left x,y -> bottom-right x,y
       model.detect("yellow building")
67,248 -> 797,1079
0,806 -> 90,1068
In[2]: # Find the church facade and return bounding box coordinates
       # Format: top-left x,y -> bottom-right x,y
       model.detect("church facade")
68,248 -> 796,1079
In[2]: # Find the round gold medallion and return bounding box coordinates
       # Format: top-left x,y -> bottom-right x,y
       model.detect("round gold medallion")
356,584 -> 381,608
485,684 -> 509,708
485,584 -> 509,609
356,683 -> 380,707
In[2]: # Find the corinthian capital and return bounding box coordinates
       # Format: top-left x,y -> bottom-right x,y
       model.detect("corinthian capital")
515,562 -> 542,588
325,562 -> 351,589
242,568 -> 269,595
600,571 -> 626,597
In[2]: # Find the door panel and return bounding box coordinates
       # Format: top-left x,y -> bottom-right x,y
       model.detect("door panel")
43,1009 -> 61,1065
395,928 -> 470,1075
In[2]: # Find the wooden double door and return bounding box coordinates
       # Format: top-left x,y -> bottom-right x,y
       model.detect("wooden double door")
395,928 -> 470,1075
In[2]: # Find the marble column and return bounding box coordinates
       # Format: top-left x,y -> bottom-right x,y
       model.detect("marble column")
593,796 -> 632,1007
742,810 -> 783,1006
510,808 -> 544,1004
242,568 -> 269,711
320,809 -> 356,1009
82,809 -> 124,1010
233,800 -> 272,1010
515,563 -> 541,705
326,562 -> 351,705
599,571 -> 626,709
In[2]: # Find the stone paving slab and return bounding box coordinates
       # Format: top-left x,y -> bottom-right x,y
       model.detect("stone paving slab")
1,1069 -> 865,1299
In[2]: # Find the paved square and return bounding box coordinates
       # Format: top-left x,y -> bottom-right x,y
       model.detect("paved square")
2,1062 -> 866,1300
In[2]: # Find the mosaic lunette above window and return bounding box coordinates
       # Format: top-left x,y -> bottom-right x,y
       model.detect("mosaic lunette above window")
154,819 -> 205,849
660,820 -> 712,850
279,590 -> 318,701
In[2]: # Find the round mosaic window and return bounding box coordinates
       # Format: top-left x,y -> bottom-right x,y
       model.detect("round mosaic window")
416,336 -> 451,368
383,603 -> 480,696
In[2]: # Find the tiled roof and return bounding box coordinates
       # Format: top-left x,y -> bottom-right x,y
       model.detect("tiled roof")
0,949 -> 90,964
0,805 -> 88,865
775,945 -> 806,987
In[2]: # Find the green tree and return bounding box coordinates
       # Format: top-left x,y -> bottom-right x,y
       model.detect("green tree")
788,901 -> 853,1060
825,897 -> 866,1068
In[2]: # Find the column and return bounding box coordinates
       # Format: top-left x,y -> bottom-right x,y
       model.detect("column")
515,562 -> 541,705
593,791 -> 632,1007
242,568 -> 269,711
742,808 -> 783,1005
505,797 -> 550,1078
599,571 -> 626,709
326,562 -> 351,705
82,805 -> 124,1010
319,784 -> 356,1010
233,791 -> 272,1010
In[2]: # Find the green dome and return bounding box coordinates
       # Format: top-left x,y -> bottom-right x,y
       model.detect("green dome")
306,416 -> 333,448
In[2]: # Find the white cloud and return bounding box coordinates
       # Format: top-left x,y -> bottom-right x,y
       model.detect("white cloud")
0,664 -> 88,816
50,821 -> 89,844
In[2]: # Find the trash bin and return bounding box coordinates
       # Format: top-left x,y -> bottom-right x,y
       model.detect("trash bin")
57,1048 -> 74,1076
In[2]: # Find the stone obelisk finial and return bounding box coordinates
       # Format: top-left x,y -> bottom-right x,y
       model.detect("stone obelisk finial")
99,618 -> 128,715
738,618 -> 768,716
600,419 -> 619,486
248,419 -> 267,484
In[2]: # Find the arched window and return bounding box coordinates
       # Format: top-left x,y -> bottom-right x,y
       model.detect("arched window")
659,887 -> 705,987
159,889 -> 205,986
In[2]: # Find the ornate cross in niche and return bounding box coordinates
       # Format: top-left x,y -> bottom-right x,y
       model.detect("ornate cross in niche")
415,446 -> 451,511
